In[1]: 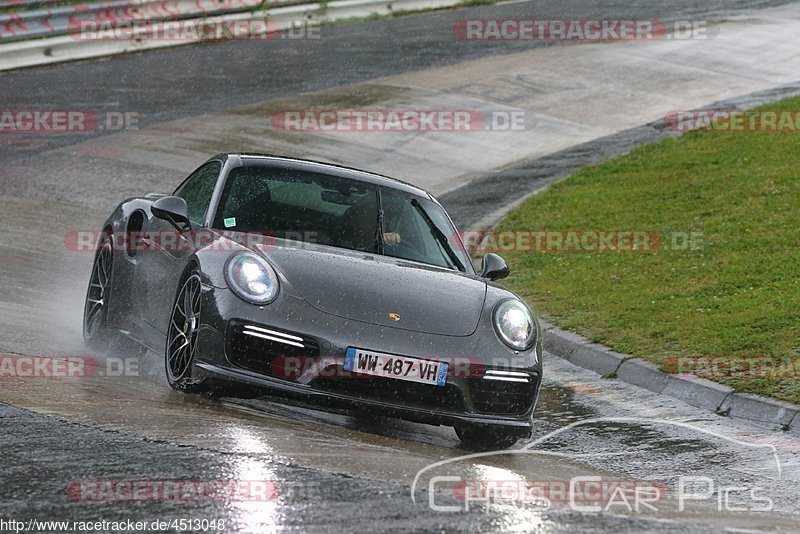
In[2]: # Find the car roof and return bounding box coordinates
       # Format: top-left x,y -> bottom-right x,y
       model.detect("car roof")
215,153 -> 432,199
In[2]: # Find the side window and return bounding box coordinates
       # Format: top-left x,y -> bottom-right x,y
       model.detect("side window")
174,161 -> 222,224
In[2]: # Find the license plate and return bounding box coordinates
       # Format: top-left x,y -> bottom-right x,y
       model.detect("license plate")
343,347 -> 448,386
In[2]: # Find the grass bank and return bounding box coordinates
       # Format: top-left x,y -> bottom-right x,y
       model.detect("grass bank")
498,97 -> 800,403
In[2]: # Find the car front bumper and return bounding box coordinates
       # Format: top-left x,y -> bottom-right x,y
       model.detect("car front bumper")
194,284 -> 542,435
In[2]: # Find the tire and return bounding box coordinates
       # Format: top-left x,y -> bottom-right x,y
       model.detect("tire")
83,232 -> 114,351
165,270 -> 206,392
455,425 -> 520,451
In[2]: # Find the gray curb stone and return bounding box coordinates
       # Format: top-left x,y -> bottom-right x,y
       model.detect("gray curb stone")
567,343 -> 625,376
719,393 -> 799,427
788,413 -> 800,437
661,375 -> 733,413
542,323 -> 587,359
617,359 -> 671,394
544,326 -> 800,431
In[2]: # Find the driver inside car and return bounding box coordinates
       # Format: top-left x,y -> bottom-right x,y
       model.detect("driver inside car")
380,194 -> 407,247
383,231 -> 402,245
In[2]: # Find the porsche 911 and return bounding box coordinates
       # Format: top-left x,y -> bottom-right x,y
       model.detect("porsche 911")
83,154 -> 542,449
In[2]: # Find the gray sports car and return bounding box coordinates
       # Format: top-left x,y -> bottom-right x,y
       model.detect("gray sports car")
83,154 -> 542,449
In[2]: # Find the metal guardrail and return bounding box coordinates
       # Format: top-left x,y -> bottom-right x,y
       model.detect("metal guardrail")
0,0 -> 285,42
0,0 -> 60,9
0,0 -> 465,70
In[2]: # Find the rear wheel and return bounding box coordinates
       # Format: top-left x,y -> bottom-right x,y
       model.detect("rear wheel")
165,271 -> 205,392
83,232 -> 114,350
455,425 -> 520,451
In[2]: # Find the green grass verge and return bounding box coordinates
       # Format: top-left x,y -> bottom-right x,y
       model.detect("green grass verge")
498,96 -> 800,403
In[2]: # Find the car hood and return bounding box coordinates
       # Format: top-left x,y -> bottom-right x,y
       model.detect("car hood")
255,243 -> 486,337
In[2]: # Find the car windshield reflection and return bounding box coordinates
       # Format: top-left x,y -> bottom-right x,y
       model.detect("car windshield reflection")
212,166 -> 470,271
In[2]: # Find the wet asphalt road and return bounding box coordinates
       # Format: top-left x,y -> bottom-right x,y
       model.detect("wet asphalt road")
2,0 -> 800,532
1,353 -> 798,532
0,0 -> 798,165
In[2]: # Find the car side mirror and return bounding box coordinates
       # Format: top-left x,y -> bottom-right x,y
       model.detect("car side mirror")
480,253 -> 510,281
151,196 -> 191,231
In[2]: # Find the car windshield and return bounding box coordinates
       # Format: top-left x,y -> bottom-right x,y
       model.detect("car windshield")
212,165 -> 471,271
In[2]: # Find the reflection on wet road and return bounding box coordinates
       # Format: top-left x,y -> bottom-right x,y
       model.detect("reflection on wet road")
1,347 -> 798,531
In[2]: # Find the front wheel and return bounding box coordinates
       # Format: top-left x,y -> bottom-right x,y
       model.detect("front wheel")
455,425 -> 520,451
83,232 -> 114,350
165,271 -> 205,392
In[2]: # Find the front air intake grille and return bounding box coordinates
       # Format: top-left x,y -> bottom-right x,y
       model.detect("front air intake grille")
311,376 -> 465,413
226,320 -> 319,377
468,371 -> 538,416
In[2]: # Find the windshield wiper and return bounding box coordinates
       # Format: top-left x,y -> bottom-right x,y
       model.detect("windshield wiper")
374,189 -> 385,255
410,198 -> 465,272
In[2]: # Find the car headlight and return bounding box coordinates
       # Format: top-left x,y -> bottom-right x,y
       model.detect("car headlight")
493,299 -> 535,350
225,252 -> 279,305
